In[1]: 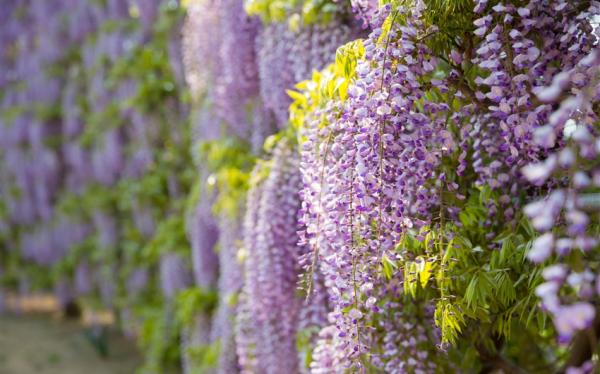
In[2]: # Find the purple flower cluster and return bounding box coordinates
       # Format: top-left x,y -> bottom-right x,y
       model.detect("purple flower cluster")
127,267 -> 150,299
296,268 -> 330,373
214,0 -> 262,138
20,218 -> 90,266
182,0 -> 275,147
187,172 -> 220,289
237,139 -> 304,373
523,41 -> 600,344
181,0 -> 222,101
160,252 -> 193,300
349,0 -> 379,29
134,0 -> 162,36
212,213 -> 244,374
299,3 -> 454,369
463,0 -> 596,200
92,211 -> 119,249
375,301 -> 442,373
75,261 -> 93,296
236,170 -> 265,373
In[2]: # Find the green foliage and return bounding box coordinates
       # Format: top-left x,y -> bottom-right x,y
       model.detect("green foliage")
137,304 -> 182,374
388,187 -> 548,368
245,0 -> 340,26
143,214 -> 189,262
289,39 -> 364,144
296,326 -> 320,370
175,288 -> 218,328
197,138 -> 255,218
386,0 -> 475,55
185,340 -> 220,374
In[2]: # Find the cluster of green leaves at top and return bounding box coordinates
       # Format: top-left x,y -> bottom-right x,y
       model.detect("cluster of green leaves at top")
288,39 -> 364,143
245,0 -> 341,27
193,137 -> 256,219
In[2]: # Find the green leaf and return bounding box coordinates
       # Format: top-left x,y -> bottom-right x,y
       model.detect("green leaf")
381,253 -> 397,281
286,89 -> 307,105
418,257 -> 434,288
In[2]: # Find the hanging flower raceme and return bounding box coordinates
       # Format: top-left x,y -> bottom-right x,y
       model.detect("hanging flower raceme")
375,300 -> 443,373
134,0 -> 162,36
256,23 -> 296,127
75,261 -> 93,296
181,0 -> 222,100
237,139 -> 304,373
464,0 -> 596,196
132,203 -> 156,239
184,0 -> 274,145
160,252 -> 193,300
213,0 -> 263,138
523,43 -> 600,345
212,212 -> 244,374
127,267 -> 150,299
92,211 -> 119,249
236,169 -> 264,374
350,0 -> 379,29
186,181 -> 219,289
300,3 -> 454,370
91,129 -> 125,186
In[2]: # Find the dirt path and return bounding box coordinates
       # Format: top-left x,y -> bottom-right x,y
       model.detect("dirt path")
0,314 -> 141,374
